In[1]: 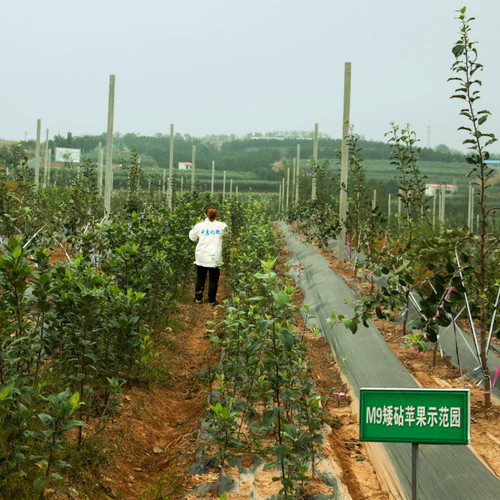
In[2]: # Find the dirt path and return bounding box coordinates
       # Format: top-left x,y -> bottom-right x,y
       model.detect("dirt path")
72,288 -> 216,499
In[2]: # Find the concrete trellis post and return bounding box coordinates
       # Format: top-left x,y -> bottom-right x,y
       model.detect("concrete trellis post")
35,119 -> 41,189
235,186 -> 238,198
337,62 -> 352,269
398,190 -> 402,231
97,142 -> 103,196
388,193 -> 392,222
279,184 -> 282,212
295,144 -> 300,203
47,148 -> 52,185
432,192 -> 437,229
180,175 -> 184,195
104,74 -> 115,217
230,178 -> 233,197
223,170 -> 226,201
211,161 -> 215,197
162,169 -> 166,193
43,129 -> 49,188
282,177 -> 285,211
311,123 -> 319,201
291,158 -> 296,205
372,189 -> 377,210
191,145 -> 196,192
167,123 -> 174,210
440,185 -> 446,225
468,182 -> 474,232
286,165 -> 290,209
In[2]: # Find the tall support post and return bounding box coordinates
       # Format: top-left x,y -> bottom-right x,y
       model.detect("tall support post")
440,184 -> 446,225
235,186 -> 238,198
162,169 -> 166,193
372,189 -> 377,210
211,161 -> 215,197
432,191 -> 437,229
180,175 -> 184,195
167,123 -> 174,210
398,189 -> 403,231
43,129 -> 49,188
97,142 -> 103,196
279,184 -> 282,212
47,149 -> 52,185
295,144 -> 301,203
223,170 -> 227,201
388,193 -> 392,222
282,178 -> 285,211
337,62 -> 352,269
286,165 -> 290,209
468,181 -> 474,232
291,158 -> 296,205
104,74 -> 115,217
34,119 -> 41,189
191,145 -> 196,192
230,178 -> 233,197
311,123 -> 319,200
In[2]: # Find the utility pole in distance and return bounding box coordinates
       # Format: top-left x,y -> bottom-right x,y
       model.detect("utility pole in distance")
337,62 -> 352,269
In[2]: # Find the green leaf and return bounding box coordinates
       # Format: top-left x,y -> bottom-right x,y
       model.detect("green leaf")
274,444 -> 289,458
262,409 -> 278,426
33,476 -> 47,495
272,291 -> 289,307
452,44 -> 464,57
256,319 -> 273,333
38,413 -> 54,426
278,329 -> 297,350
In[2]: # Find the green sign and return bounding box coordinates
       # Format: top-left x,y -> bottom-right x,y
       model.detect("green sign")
359,388 -> 469,445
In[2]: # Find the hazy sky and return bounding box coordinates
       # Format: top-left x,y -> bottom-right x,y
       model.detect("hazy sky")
2,0 -> 500,153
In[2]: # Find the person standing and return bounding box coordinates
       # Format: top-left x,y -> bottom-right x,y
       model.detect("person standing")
189,206 -> 227,305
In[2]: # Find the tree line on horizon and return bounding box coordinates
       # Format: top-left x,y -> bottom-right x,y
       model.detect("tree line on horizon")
1,130 -> 472,182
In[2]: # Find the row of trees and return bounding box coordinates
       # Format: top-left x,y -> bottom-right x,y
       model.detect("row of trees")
1,131 -> 474,180
283,7 -> 499,408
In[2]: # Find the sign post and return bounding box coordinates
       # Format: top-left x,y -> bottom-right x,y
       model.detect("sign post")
360,388 -> 470,500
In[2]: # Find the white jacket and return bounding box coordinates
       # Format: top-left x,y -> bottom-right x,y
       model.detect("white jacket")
189,218 -> 227,267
